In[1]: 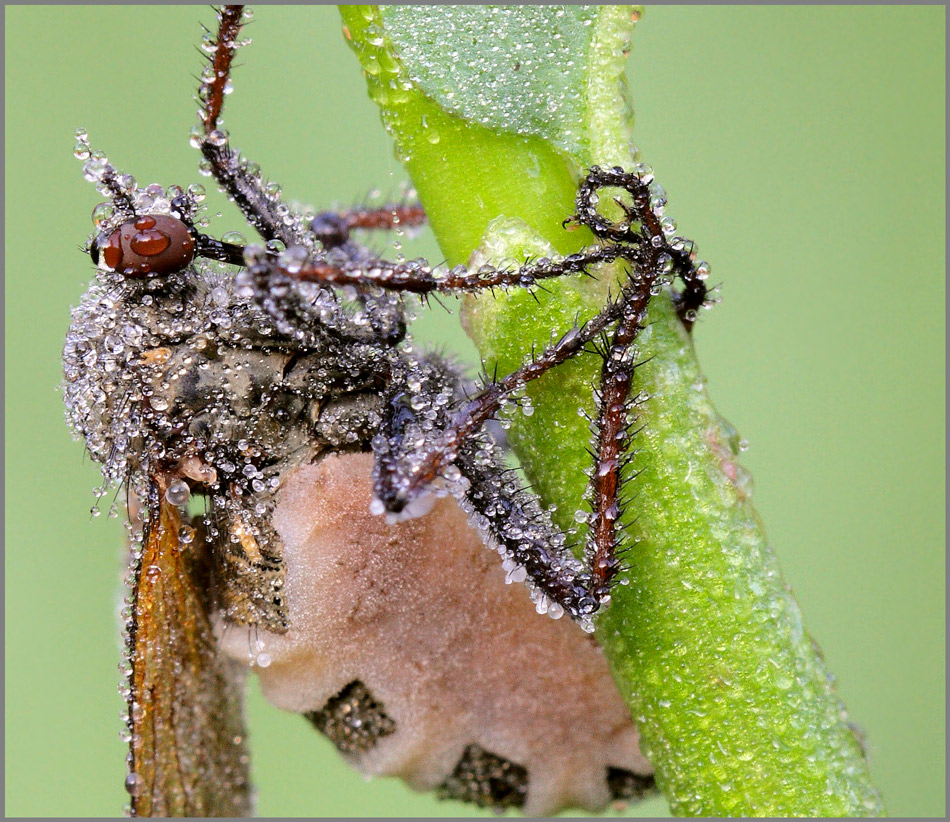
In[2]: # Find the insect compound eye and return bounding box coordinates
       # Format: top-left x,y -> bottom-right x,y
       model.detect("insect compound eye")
93,214 -> 196,277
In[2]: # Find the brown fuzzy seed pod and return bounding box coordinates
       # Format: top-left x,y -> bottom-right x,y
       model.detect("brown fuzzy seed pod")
218,452 -> 654,815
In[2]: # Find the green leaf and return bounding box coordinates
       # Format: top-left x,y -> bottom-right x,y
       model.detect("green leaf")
341,5 -> 885,816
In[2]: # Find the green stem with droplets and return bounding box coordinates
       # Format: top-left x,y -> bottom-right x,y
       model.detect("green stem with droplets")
339,5 -> 884,816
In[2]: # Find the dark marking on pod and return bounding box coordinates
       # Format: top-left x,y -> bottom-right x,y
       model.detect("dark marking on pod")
606,766 -> 657,801
303,680 -> 395,756
437,744 -> 528,811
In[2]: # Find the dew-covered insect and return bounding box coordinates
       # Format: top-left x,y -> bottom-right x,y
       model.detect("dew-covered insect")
63,5 -> 711,816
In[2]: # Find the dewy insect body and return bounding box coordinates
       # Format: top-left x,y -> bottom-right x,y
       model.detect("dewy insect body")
63,5 -> 710,816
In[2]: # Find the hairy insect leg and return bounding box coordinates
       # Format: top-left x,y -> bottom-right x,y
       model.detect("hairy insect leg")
371,166 -> 665,508
197,5 -> 413,346
669,244 -> 710,331
373,270 -> 659,624
454,436 -> 597,626
371,354 -> 598,627
581,281 -> 653,604
375,293 -> 628,512
197,5 -> 311,249
573,164 -> 712,330
200,10 -> 428,256
253,235 -> 640,294
198,8 -> 426,256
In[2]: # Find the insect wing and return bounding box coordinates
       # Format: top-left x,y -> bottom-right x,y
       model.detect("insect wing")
126,479 -> 251,817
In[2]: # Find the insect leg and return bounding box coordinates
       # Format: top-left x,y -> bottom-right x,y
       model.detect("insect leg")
574,164 -> 711,329
372,293 -> 623,512
371,167 -> 667,505
193,231 -> 247,266
373,263 -> 660,624
199,6 -> 243,137
669,242 -> 710,332
581,279 -> 652,607
197,6 -> 401,344
196,6 -> 307,248
254,240 -> 640,294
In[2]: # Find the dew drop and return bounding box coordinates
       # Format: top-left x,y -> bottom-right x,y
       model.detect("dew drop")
221,230 -> 246,245
124,772 -> 145,797
164,480 -> 190,507
91,202 -> 115,227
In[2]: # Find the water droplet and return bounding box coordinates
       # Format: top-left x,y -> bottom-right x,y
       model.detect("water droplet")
164,480 -> 190,506
124,772 -> 145,797
221,230 -> 246,245
91,202 -> 115,227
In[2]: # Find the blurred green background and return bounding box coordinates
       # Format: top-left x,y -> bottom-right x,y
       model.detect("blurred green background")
5,5 -> 944,817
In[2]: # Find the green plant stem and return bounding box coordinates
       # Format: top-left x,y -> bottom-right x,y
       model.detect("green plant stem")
340,5 -> 884,816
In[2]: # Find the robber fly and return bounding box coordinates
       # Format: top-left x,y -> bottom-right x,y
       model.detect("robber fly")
63,6 -> 708,816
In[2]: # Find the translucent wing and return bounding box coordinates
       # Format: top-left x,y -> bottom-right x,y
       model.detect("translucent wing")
126,477 -> 251,817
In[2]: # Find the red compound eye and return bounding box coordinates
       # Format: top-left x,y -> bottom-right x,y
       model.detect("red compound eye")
94,214 -> 195,277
